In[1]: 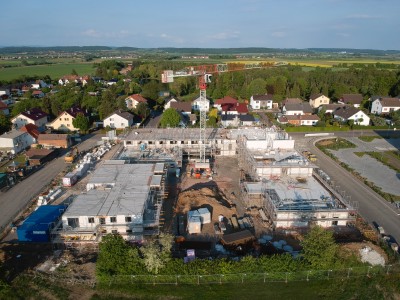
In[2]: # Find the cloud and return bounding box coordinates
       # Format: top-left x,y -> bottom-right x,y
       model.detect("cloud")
207,31 -> 240,40
160,33 -> 184,44
81,29 -> 131,39
345,14 -> 381,19
271,31 -> 287,38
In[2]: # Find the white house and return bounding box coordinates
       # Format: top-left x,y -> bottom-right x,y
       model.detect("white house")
250,94 -> 274,110
370,97 -> 400,115
309,94 -> 330,109
11,108 -> 48,132
192,96 -> 210,111
164,96 -> 179,110
333,106 -> 370,126
125,94 -> 148,110
0,130 -> 34,154
103,111 -> 134,129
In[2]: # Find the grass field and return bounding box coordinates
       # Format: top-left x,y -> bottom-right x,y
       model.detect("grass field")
0,63 -> 96,81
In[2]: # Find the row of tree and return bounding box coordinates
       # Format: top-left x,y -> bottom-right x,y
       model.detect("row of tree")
96,226 -> 354,279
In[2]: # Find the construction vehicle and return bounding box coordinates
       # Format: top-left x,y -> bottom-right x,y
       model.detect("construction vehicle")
302,150 -> 317,162
64,146 -> 79,163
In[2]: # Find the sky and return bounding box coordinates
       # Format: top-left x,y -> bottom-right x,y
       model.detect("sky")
1,0 -> 399,50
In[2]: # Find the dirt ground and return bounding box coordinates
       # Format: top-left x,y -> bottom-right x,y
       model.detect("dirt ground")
340,241 -> 388,263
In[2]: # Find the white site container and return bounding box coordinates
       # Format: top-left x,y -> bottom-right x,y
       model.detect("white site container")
187,216 -> 201,234
197,208 -> 211,224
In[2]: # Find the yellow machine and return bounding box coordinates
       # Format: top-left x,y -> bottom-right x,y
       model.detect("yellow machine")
64,146 -> 79,163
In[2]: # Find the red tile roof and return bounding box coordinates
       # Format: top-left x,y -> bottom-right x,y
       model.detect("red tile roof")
20,124 -> 40,139
128,94 -> 147,103
215,96 -> 238,105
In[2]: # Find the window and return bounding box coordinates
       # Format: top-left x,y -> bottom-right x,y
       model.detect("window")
125,216 -> 132,222
126,229 -> 133,233
67,124 -> 70,127
109,118 -> 114,121
111,230 -> 118,234
110,217 -> 117,223
99,217 -> 105,225
88,217 -> 95,223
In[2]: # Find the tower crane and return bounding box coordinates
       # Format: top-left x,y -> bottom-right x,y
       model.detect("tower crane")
161,62 -> 273,167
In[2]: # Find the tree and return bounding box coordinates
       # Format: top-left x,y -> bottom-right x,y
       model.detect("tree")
300,225 -> 338,269
72,112 -> 90,133
0,112 -> 11,134
160,108 -> 180,128
135,102 -> 150,119
141,241 -> 165,274
97,234 -> 138,276
248,78 -> 267,96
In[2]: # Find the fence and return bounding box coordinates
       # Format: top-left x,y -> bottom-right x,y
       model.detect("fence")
97,265 -> 394,286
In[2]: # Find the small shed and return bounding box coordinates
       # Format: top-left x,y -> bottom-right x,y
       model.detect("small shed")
17,205 -> 65,242
25,148 -> 57,166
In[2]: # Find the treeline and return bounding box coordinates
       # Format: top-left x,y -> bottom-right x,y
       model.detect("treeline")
96,226 -> 363,280
0,46 -> 112,54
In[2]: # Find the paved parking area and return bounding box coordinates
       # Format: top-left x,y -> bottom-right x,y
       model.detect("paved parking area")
330,137 -> 400,196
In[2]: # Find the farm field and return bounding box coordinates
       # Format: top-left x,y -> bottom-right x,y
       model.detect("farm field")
0,63 -> 96,81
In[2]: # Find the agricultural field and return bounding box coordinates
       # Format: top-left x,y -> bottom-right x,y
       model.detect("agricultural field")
0,63 -> 96,81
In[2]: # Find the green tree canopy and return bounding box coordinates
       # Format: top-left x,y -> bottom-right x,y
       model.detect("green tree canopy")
160,108 -> 181,128
300,226 -> 338,269
72,112 -> 90,133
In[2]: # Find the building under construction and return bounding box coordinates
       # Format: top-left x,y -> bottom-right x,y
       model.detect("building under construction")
235,129 -> 356,228
51,160 -> 167,247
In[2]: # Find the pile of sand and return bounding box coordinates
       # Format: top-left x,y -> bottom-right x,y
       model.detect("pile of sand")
176,187 -> 237,221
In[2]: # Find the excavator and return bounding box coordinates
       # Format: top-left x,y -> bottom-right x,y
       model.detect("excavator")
64,146 -> 79,163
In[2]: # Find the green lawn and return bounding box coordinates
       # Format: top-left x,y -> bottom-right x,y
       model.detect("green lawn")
358,136 -> 383,142
0,63 -> 96,81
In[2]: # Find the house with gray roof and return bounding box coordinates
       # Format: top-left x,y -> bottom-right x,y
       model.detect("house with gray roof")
103,110 -> 134,129
282,102 -> 313,115
370,97 -> 400,115
338,94 -> 363,108
333,106 -> 370,126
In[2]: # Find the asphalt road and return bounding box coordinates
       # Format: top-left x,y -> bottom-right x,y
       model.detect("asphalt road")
0,133 -> 103,234
289,131 -> 400,243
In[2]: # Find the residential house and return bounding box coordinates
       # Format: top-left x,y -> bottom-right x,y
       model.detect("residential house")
221,114 -> 255,128
192,96 -> 211,111
25,148 -> 57,166
31,80 -> 49,89
170,102 -> 192,115
214,96 -> 238,111
32,90 -> 45,98
20,124 -> 40,143
282,98 -> 303,107
37,134 -> 72,148
223,103 -> 248,115
1,94 -> 14,106
318,104 -> 346,114
103,111 -> 134,129
0,89 -> 10,97
282,103 -> 313,115
11,108 -> 48,132
105,79 -> 118,86
370,97 -> 400,115
0,130 -> 34,154
250,94 -> 274,110
333,106 -> 370,126
164,96 -> 179,110
309,94 -> 330,109
58,75 -> 80,86
338,94 -> 363,108
0,102 -> 10,116
278,115 -> 320,126
125,94 -> 148,110
48,107 -> 89,132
